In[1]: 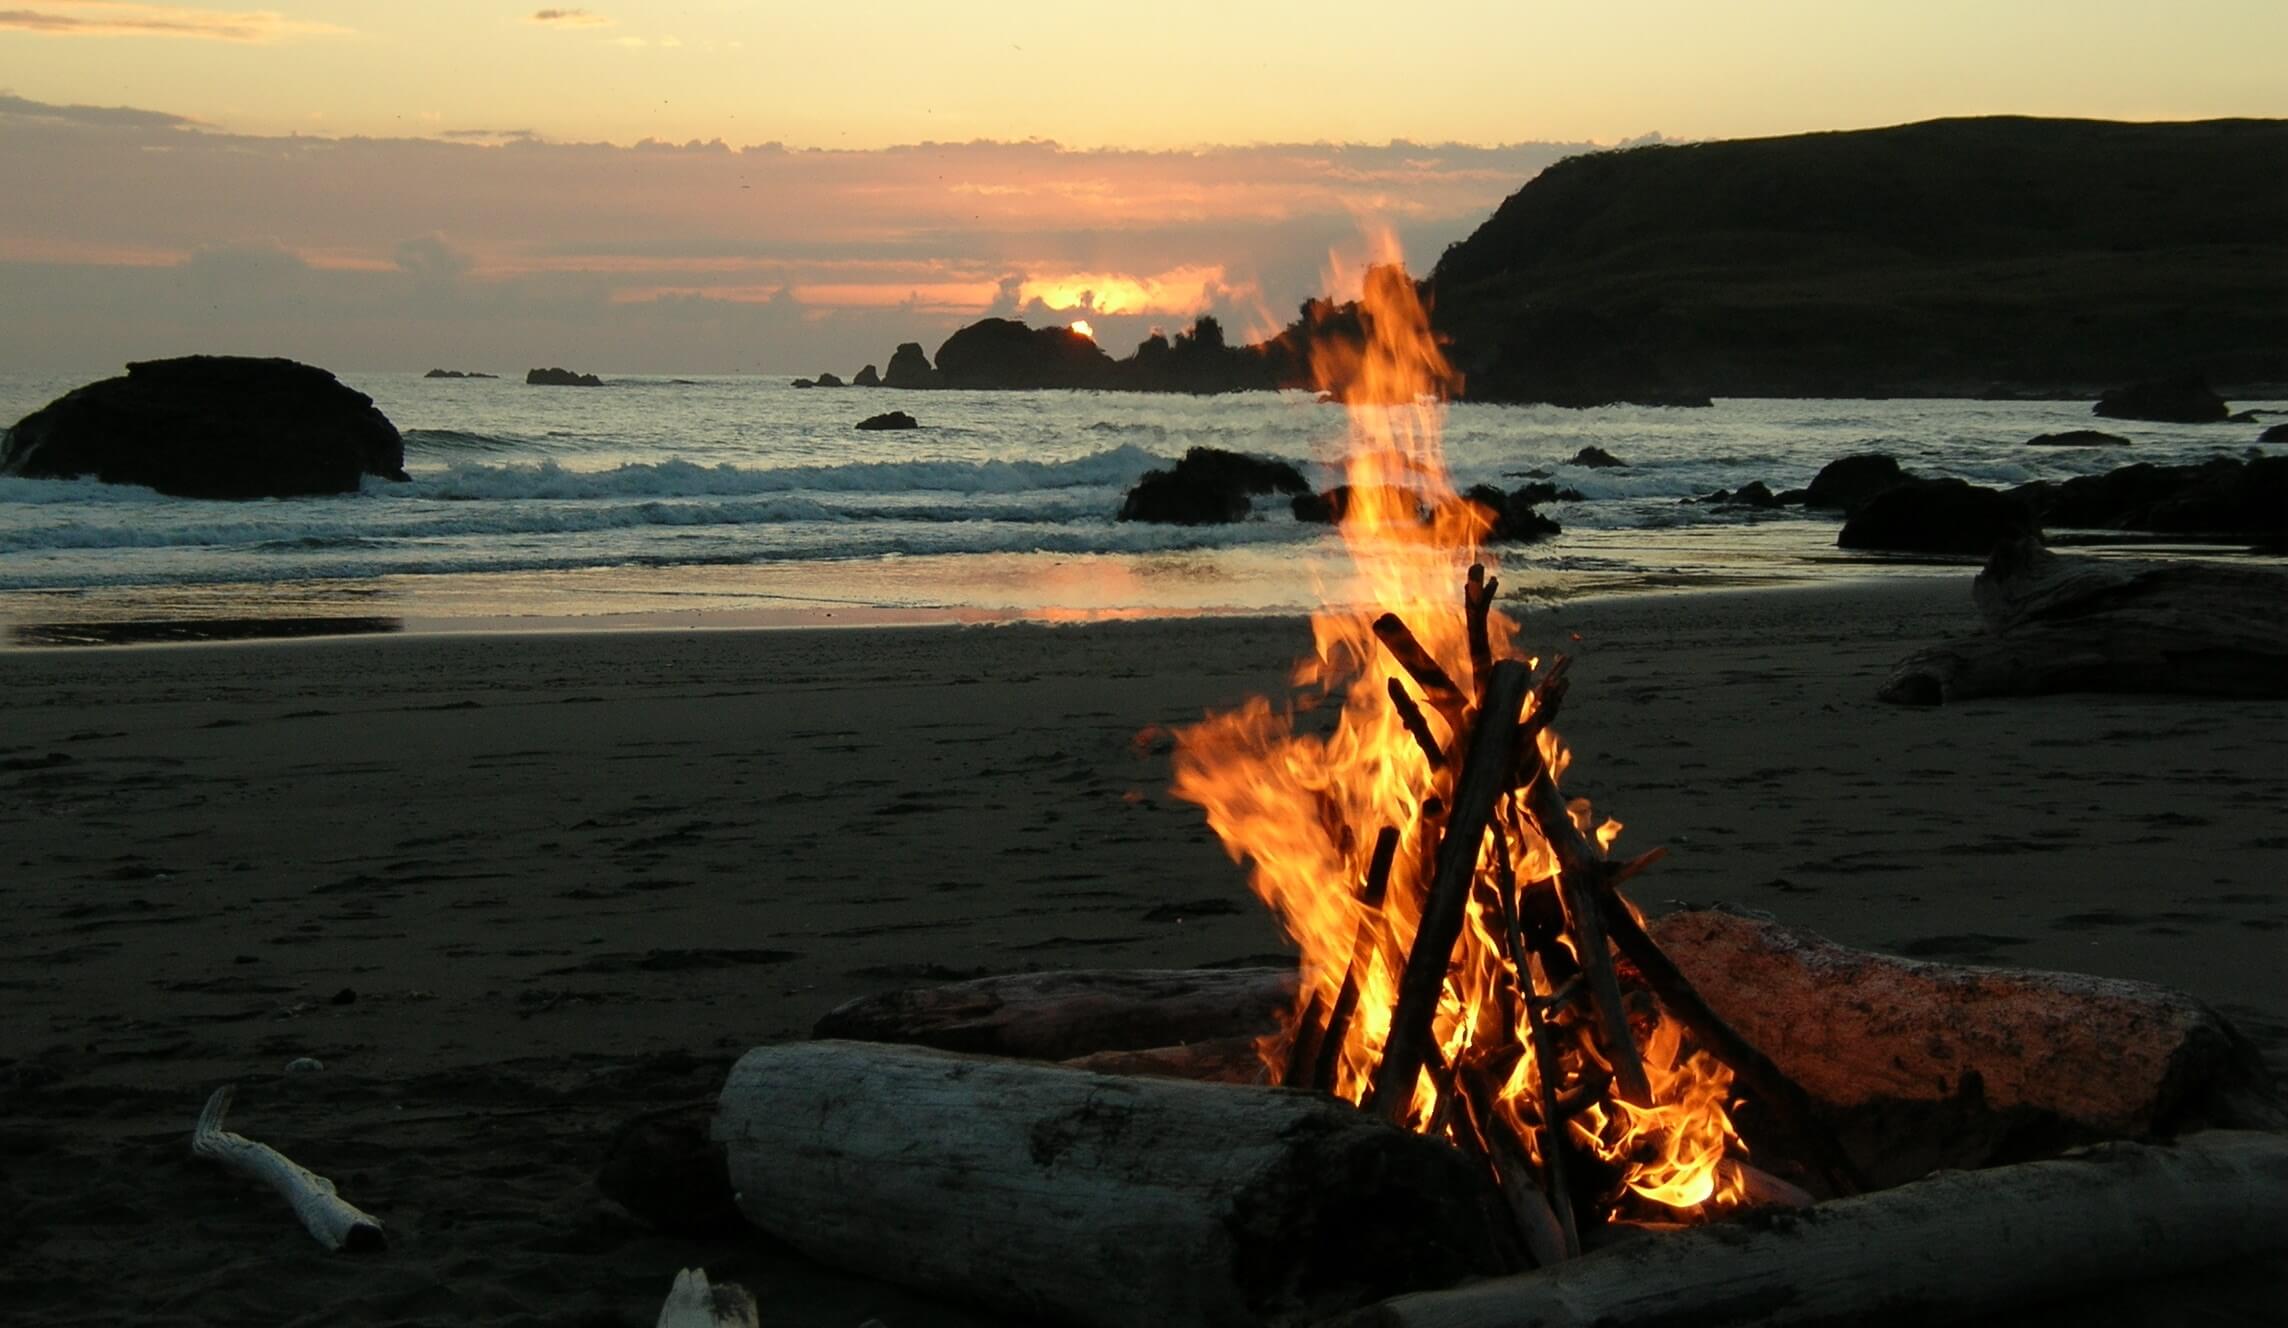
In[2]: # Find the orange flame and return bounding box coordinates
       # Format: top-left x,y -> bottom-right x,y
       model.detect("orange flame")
1171,232 -> 1740,1220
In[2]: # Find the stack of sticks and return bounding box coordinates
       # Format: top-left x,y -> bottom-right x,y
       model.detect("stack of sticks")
1277,564 -> 1860,1259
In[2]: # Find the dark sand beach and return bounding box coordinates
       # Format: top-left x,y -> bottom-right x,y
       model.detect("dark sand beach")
4,579 -> 2283,1325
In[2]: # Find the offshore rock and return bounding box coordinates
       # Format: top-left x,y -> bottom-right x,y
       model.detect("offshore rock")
852,364 -> 882,388
1119,447 -> 1309,524
855,411 -> 918,431
934,319 -> 1117,390
2093,374 -> 2230,423
1837,478 -> 2040,555
1805,453 -> 1913,512
883,342 -> 936,389
2028,429 -> 2130,447
526,366 -> 603,386
3,355 -> 405,499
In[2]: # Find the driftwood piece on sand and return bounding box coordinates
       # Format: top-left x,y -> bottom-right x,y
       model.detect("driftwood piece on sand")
1881,538 -> 2288,704
1649,908 -> 2284,1185
190,1085 -> 385,1252
655,1268 -> 760,1328
812,966 -> 1296,1061
1062,1034 -> 1269,1083
712,1040 -> 1518,1328
1328,1130 -> 2288,1328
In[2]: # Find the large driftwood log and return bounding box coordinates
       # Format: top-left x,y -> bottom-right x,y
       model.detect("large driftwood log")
1649,908 -> 2283,1185
812,967 -> 1295,1061
1881,538 -> 2288,704
713,1041 -> 1518,1328
1328,1130 -> 2288,1328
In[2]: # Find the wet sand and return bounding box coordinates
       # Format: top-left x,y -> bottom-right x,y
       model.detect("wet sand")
2,579 -> 2282,1325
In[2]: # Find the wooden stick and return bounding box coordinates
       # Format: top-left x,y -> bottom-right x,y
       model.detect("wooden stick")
1373,612 -> 1465,714
1369,660 -> 1533,1121
1387,676 -> 1448,770
1591,888 -> 1866,1195
191,1085 -> 386,1252
1465,564 -> 1498,696
1311,827 -> 1403,1091
1458,1062 -> 1569,1269
1519,774 -> 1652,1106
1281,988 -> 1332,1090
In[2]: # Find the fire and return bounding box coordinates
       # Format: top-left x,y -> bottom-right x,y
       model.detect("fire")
1171,234 -> 1742,1225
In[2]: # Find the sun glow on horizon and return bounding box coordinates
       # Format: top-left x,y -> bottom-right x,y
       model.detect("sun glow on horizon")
1069,319 -> 1094,340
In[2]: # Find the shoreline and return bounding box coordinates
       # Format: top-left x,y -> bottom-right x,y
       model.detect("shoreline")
3,576 -> 2281,1324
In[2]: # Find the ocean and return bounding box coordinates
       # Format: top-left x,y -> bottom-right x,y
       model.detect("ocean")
0,371 -> 2276,645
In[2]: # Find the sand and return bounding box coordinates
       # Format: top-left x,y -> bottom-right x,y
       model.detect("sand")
2,578 -> 2282,1326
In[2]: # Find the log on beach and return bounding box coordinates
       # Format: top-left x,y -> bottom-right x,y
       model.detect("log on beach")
1331,1131 -> 2288,1328
1881,538 -> 2288,704
811,966 -> 1296,1061
712,1041 -> 1518,1328
1649,908 -> 2284,1184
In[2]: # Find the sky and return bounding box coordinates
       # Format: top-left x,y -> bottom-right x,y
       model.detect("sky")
3,1 -> 2283,373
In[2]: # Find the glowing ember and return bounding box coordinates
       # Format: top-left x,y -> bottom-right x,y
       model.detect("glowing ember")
1171,233 -> 1742,1226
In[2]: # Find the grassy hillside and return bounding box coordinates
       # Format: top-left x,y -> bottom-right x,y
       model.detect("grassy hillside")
1426,117 -> 2288,402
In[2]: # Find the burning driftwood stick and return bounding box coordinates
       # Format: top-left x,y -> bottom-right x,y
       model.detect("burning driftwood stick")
190,1085 -> 385,1252
713,1041 -> 1521,1328
1368,660 -> 1534,1119
812,966 -> 1294,1061
1300,825 -> 1402,1092
1328,1131 -> 2288,1328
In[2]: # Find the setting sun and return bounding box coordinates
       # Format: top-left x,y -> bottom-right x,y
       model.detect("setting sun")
1069,319 -> 1095,340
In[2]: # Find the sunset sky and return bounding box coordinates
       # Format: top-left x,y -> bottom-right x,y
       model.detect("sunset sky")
4,1 -> 2283,373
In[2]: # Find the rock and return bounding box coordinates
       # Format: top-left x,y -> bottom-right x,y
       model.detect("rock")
2013,457 -> 2286,536
934,318 -> 1117,390
1507,481 -> 1586,505
812,372 -> 846,388
2260,423 -> 2288,443
1774,487 -> 1812,504
883,342 -> 936,389
2028,429 -> 2130,447
791,378 -> 815,389
1695,480 -> 1780,507
285,1057 -> 323,1073
2,356 -> 407,499
1460,484 -> 1563,542
855,411 -> 918,431
2093,374 -> 2230,423
1567,445 -> 1627,469
852,364 -> 882,388
1119,447 -> 1309,524
1804,453 -> 1912,512
1291,485 -> 1421,526
596,1106 -> 743,1237
1837,478 -> 2040,555
526,366 -> 602,387
422,369 -> 497,379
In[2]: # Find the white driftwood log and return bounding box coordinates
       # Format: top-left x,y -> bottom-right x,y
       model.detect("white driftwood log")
812,966 -> 1296,1060
713,1040 -> 1517,1328
1881,539 -> 2288,704
1328,1130 -> 2288,1327
655,1268 -> 760,1328
190,1085 -> 385,1251
1647,907 -> 2281,1172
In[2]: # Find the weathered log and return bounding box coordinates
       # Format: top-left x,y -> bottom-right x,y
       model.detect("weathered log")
1649,907 -> 2285,1185
1064,1034 -> 1268,1083
812,966 -> 1295,1061
1327,1131 -> 2288,1328
1306,825 -> 1403,1091
713,1041 -> 1519,1328
1881,538 -> 2288,703
190,1085 -> 385,1251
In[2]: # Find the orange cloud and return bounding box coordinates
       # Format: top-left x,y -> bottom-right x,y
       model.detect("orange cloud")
0,3 -> 350,41
529,8 -> 611,26
1018,265 -> 1237,318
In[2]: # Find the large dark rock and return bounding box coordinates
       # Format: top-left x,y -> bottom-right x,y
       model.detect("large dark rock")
526,366 -> 602,386
811,372 -> 846,388
423,368 -> 496,379
934,319 -> 1117,390
2028,429 -> 2129,447
1119,447 -> 1309,524
1804,453 -> 1913,512
883,342 -> 936,389
1567,445 -> 1628,469
1694,480 -> 1781,507
2017,457 -> 2286,537
1837,479 -> 2039,554
2093,374 -> 2230,423
2259,423 -> 2288,443
1460,484 -> 1564,542
1291,485 -> 1422,526
852,364 -> 882,388
855,411 -> 918,431
2,356 -> 405,499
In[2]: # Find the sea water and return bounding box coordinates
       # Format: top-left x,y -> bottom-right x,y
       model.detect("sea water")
0,372 -> 2276,643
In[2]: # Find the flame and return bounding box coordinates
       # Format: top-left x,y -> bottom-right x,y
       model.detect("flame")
1171,232 -> 1740,1221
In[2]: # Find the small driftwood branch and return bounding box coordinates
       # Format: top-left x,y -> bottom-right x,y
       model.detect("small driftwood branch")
1370,660 -> 1533,1119
1465,563 -> 1498,694
1373,613 -> 1466,716
655,1268 -> 761,1328
190,1085 -> 385,1252
1519,773 -> 1650,1107
1309,825 -> 1403,1091
1328,1131 -> 2288,1328
1386,676 -> 1448,770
